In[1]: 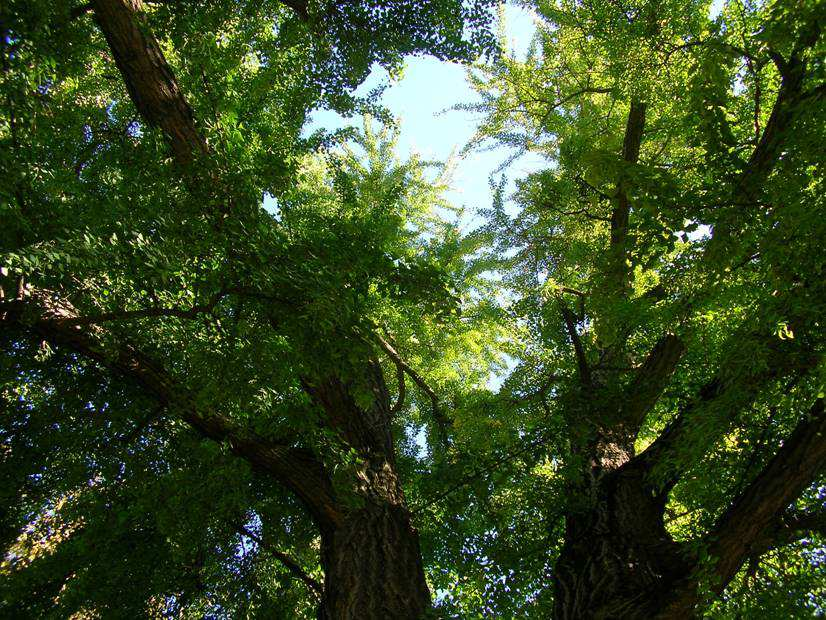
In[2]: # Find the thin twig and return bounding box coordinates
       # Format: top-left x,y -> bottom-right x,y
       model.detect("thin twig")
231,522 -> 322,597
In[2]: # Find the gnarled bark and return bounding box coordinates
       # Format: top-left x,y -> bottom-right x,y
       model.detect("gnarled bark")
553,467 -> 688,619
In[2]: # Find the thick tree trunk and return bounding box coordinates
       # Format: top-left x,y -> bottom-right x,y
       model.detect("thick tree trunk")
551,417 -> 691,620
553,398 -> 826,619
316,452 -> 430,620
80,9 -> 433,616
318,500 -> 430,620
553,467 -> 689,620
307,374 -> 432,619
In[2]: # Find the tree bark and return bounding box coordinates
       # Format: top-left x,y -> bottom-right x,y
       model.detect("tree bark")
2,286 -> 434,619
317,464 -> 431,620
552,396 -> 826,619
306,372 -> 432,619
90,0 -> 207,164
549,22 -> 824,620
553,445 -> 689,619
654,398 -> 826,618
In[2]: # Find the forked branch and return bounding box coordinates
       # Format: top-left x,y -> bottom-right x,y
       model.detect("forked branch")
374,333 -> 449,430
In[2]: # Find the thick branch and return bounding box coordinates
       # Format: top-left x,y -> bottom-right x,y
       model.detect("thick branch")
707,398 -> 826,583
1,291 -> 341,529
626,325 -> 818,493
620,334 -> 684,428
739,45 -> 815,195
90,0 -> 207,164
57,293 -> 225,326
658,399 -> 826,616
606,100 -> 646,298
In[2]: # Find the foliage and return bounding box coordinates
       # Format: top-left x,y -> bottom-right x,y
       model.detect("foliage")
1,0 -> 824,618
441,0 -> 825,615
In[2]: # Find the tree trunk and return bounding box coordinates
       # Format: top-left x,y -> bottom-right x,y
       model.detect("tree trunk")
305,372 -> 432,619
553,438 -> 689,620
317,457 -> 430,620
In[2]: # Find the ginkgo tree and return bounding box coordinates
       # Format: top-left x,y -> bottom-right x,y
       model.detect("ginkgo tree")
446,0 -> 824,616
1,0 -> 824,618
0,0 -> 504,618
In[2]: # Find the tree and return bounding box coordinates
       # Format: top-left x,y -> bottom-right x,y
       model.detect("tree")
1,0 -> 824,618
0,1 -> 500,617
456,0 -> 825,616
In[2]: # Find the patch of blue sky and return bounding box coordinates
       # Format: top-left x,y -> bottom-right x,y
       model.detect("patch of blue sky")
298,2 -> 546,230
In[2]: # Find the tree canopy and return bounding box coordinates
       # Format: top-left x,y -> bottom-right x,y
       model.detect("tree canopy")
1,0 -> 824,618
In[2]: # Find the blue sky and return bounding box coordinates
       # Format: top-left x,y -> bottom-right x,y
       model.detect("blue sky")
303,3 -> 545,225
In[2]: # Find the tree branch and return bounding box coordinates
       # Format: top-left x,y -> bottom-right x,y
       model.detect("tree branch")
704,24 -> 820,266
751,509 -> 826,556
57,292 -> 226,326
374,333 -> 446,429
740,66 -> 807,194
658,398 -> 826,616
559,301 -> 590,385
606,100 -> 646,298
232,522 -> 322,596
620,334 -> 684,429
389,360 -> 406,415
625,324 -> 819,494
734,21 -> 820,200
707,398 -> 826,580
1,289 -> 341,530
90,0 -> 207,164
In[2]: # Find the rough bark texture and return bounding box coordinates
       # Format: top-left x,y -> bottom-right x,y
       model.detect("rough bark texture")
551,76 -> 824,618
317,471 -> 430,620
553,393 -> 826,620
307,373 -> 432,619
553,465 -> 689,619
